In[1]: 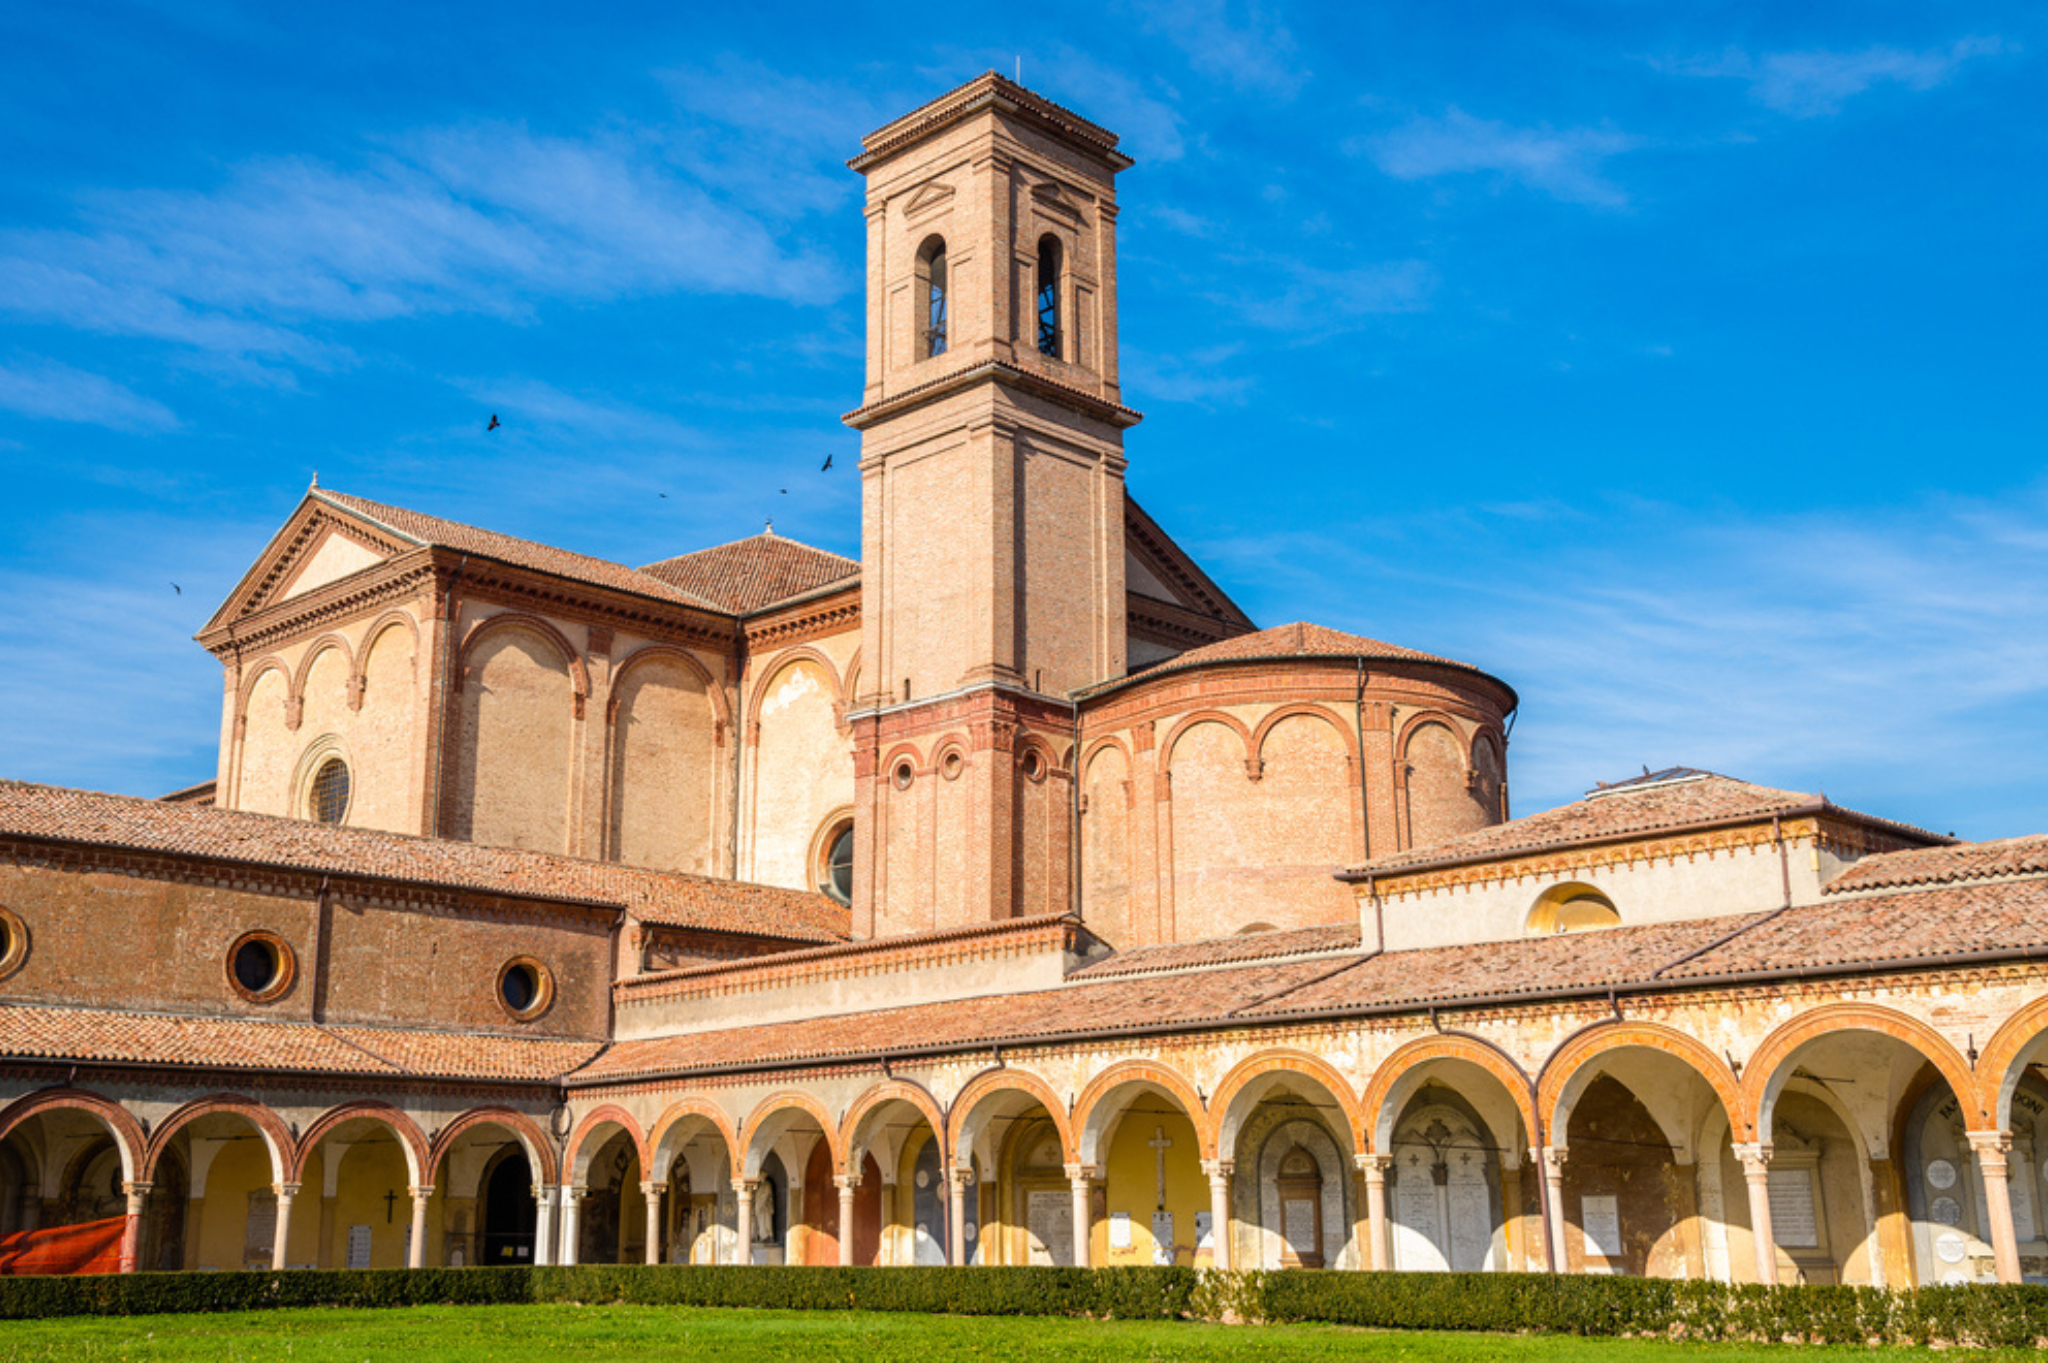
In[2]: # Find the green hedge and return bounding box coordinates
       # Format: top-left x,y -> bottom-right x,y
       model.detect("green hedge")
1,1264 -> 2046,1347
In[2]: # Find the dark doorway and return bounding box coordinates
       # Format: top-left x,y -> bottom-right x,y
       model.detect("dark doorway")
480,1149 -> 536,1266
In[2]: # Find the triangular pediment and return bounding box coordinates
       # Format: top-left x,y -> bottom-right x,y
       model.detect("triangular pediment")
199,491 -> 422,637
1030,179 -> 1084,220
901,179 -> 956,220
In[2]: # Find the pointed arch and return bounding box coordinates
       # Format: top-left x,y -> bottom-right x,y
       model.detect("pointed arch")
1741,1002 -> 1981,1133
1364,1035 -> 1537,1154
564,1105 -> 648,1186
0,1088 -> 145,1182
427,1107 -> 557,1188
143,1094 -> 293,1184
839,1079 -> 947,1176
1539,1021 -> 1745,1146
1211,1049 -> 1367,1158
1074,1059 -> 1210,1162
293,1101 -> 429,1185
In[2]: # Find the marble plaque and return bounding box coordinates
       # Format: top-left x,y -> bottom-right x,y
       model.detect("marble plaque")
1767,1169 -> 1819,1249
1027,1190 -> 1070,1266
1932,1196 -> 1962,1226
1283,1199 -> 1317,1257
1195,1210 -> 1213,1251
2011,1179 -> 2038,1244
1152,1212 -> 1175,1266
1927,1159 -> 1958,1191
1110,1211 -> 1132,1249
1396,1178 -> 1443,1252
1580,1195 -> 1622,1260
1447,1158 -> 1492,1272
346,1224 -> 371,1270
1936,1232 -> 1968,1264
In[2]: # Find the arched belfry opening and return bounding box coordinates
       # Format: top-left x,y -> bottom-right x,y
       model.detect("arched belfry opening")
917,236 -> 948,360
1036,235 -> 1062,358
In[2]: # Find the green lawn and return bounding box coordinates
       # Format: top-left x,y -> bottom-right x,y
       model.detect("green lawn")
0,1307 -> 2039,1362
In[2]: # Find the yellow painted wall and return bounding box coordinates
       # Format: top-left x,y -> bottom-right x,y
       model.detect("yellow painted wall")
322,1142 -> 413,1269
1096,1109 -> 1205,1267
193,1139 -> 273,1270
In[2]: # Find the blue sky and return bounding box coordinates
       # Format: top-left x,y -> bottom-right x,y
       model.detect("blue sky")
2,2 -> 2043,838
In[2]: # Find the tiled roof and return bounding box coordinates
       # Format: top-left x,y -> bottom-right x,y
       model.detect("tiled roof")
0,781 -> 849,944
639,533 -> 858,615
0,1004 -> 600,1082
574,875 -> 2048,1083
314,489 -> 722,611
1345,773 -> 1951,879
1069,923 -> 1360,979
1171,622 -> 1465,669
1825,834 -> 2048,895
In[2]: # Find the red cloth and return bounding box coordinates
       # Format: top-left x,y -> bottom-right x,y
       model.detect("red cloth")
0,1217 -> 125,1275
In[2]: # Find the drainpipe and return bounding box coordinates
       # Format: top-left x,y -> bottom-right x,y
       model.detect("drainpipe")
1353,658 -> 1372,864
1070,705 -> 1084,921
1652,816 -> 1795,979
427,555 -> 466,838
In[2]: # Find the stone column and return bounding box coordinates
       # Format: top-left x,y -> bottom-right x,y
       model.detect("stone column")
1064,1164 -> 1094,1269
834,1175 -> 858,1266
1201,1159 -> 1232,1272
947,1166 -> 970,1267
558,1186 -> 582,1267
1734,1143 -> 1778,1286
1541,1147 -> 1569,1275
533,1185 -> 556,1267
639,1182 -> 662,1266
1969,1131 -> 2024,1285
733,1178 -> 756,1266
119,1181 -> 151,1273
408,1186 -> 432,1269
1356,1154 -> 1391,1271
271,1182 -> 300,1271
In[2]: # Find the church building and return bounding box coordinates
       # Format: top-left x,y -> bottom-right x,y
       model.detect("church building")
4,73 -> 2047,1292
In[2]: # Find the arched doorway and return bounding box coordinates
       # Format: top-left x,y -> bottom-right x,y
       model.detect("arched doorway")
480,1148 -> 536,1267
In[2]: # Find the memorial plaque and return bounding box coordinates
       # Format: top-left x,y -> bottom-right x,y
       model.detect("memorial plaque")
1580,1195 -> 1622,1259
346,1224 -> 371,1270
1027,1190 -> 1070,1266
1935,1232 -> 1968,1264
243,1192 -> 277,1267
1396,1176 -> 1443,1251
1932,1196 -> 1962,1226
2011,1178 -> 2038,1244
1447,1156 -> 1492,1272
1283,1198 -> 1318,1258
1152,1211 -> 1175,1265
1194,1210 -> 1213,1251
1767,1169 -> 1819,1249
1110,1211 -> 1132,1249
1927,1159 -> 1958,1190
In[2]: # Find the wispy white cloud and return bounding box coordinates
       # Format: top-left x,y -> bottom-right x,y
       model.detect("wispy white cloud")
0,121 -> 845,367
1196,491 -> 2048,836
1361,109 -> 1644,208
1214,257 -> 1435,333
0,357 -> 178,432
1123,344 -> 1255,406
1657,36 -> 2009,117
1130,0 -> 1306,97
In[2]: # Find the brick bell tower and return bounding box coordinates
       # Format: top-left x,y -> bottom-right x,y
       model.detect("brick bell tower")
844,74 -> 1140,938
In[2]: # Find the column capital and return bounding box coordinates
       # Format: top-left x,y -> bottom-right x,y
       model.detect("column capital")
946,1164 -> 974,1189
834,1173 -> 861,1193
533,1185 -> 557,1204
1355,1152 -> 1392,1176
560,1183 -> 588,1199
1732,1142 -> 1774,1174
1540,1146 -> 1568,1175
122,1181 -> 155,1198
1200,1158 -> 1234,1181
1063,1162 -> 1099,1186
1967,1129 -> 2014,1159
409,1185 -> 435,1200
731,1176 -> 759,1195
639,1180 -> 661,1198
272,1181 -> 303,1199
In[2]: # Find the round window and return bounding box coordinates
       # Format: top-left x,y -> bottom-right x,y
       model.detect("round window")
0,906 -> 25,982
893,761 -> 915,791
822,825 -> 854,906
225,931 -> 294,1003
941,751 -> 963,781
1020,749 -> 1046,782
309,757 -> 351,825
498,957 -> 553,1020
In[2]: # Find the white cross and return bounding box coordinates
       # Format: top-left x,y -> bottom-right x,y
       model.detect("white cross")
1149,1126 -> 1173,1208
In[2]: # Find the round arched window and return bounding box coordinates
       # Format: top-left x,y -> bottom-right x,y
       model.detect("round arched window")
309,757 -> 351,825
225,931 -> 294,1003
822,824 -> 854,906
1526,882 -> 1621,936
498,957 -> 553,1021
0,906 -> 26,982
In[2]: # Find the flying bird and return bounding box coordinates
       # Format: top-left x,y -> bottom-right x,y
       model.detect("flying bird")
487,415 -> 501,431
659,492 -> 668,499
171,583 -> 181,595
821,453 -> 833,472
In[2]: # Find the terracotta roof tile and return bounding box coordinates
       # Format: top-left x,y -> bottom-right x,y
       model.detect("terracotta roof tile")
1825,834 -> 2048,895
0,781 -> 848,944
638,534 -> 858,614
1663,878 -> 2048,978
1346,773 -> 1950,878
1170,622 -> 1465,669
0,1004 -> 600,1082
315,489 -> 722,611
1069,923 -> 1360,979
